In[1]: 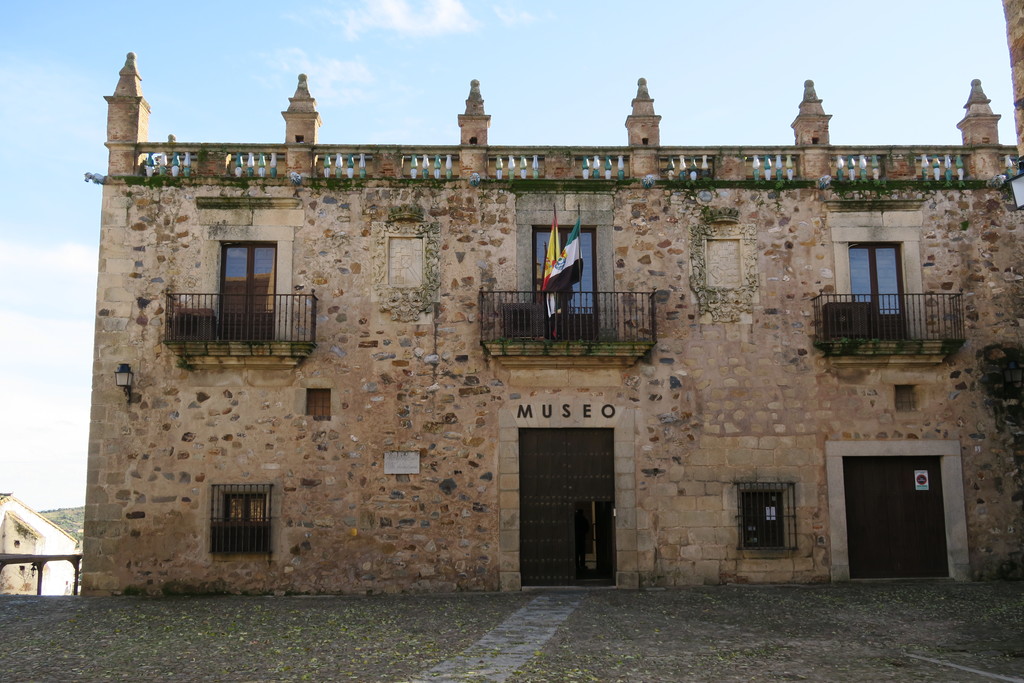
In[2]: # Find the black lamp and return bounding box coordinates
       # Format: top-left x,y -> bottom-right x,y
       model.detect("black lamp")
1009,160 -> 1024,210
114,363 -> 134,403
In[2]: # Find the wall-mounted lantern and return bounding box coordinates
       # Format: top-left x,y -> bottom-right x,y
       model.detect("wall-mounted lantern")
114,363 -> 134,403
1009,161 -> 1024,209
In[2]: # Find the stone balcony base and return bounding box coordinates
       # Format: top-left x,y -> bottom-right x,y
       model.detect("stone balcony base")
165,341 -> 316,370
482,340 -> 654,369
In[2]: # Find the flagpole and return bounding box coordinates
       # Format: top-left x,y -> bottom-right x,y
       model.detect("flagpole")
575,207 -> 582,299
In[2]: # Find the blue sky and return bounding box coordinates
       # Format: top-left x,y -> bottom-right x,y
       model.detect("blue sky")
0,0 -> 1015,511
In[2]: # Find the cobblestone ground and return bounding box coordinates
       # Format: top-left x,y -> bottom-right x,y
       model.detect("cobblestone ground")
0,582 -> 1021,682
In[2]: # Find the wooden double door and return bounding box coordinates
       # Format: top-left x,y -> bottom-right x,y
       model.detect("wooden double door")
519,429 -> 615,586
844,456 -> 948,578
221,243 -> 276,340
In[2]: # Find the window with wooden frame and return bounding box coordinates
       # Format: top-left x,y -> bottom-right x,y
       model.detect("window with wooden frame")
210,484 -> 272,553
221,243 -> 277,341
736,482 -> 796,550
849,243 -> 905,340
306,388 -> 332,420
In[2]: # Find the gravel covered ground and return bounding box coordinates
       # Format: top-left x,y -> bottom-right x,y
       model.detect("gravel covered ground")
1,582 -> 1021,681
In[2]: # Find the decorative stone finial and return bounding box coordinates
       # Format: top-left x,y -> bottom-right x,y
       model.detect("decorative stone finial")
629,77 -> 656,117
802,79 -> 820,103
282,73 -> 322,143
168,134 -> 176,143
625,77 -> 660,147
792,79 -> 831,146
113,51 -> 144,98
458,79 -> 490,145
958,78 -> 999,147
964,78 -> 992,110
636,78 -> 650,100
464,79 -> 485,115
286,74 -> 318,113
105,51 -> 151,171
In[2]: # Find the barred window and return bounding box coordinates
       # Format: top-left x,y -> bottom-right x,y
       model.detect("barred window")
306,388 -> 331,420
210,484 -> 271,553
736,482 -> 796,550
894,385 -> 916,412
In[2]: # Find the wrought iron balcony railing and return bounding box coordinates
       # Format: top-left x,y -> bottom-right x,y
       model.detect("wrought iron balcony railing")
811,293 -> 964,357
165,293 -> 317,343
479,291 -> 656,344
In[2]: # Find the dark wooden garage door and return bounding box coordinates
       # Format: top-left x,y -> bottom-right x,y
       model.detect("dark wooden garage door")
519,428 -> 614,586
844,456 -> 948,578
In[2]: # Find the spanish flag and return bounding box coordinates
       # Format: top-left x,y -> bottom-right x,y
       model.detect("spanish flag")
542,210 -> 560,316
541,209 -> 560,291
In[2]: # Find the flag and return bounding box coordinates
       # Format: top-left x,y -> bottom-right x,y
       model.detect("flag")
541,209 -> 560,291
542,209 -> 560,316
543,216 -> 583,292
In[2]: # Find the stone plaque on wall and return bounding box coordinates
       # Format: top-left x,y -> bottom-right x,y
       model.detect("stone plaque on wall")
388,237 -> 424,286
384,450 -> 421,474
705,239 -> 742,288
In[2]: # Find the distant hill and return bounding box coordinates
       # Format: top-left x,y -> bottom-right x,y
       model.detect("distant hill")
40,506 -> 84,545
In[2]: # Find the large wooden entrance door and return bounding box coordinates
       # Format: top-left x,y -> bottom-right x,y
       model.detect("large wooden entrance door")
519,428 -> 614,586
844,456 -> 948,578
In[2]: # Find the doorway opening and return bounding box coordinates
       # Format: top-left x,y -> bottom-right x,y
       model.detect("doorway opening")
573,500 -> 615,583
520,428 -> 615,586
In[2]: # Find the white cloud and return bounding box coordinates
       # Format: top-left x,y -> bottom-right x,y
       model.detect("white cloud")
492,4 -> 536,26
330,0 -> 479,39
263,48 -> 374,107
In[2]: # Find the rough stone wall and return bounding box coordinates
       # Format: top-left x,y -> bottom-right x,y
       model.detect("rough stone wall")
84,179 -> 1024,594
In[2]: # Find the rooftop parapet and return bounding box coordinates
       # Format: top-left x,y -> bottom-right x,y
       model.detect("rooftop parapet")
105,56 -> 1014,186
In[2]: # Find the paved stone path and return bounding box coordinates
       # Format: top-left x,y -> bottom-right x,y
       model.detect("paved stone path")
904,653 -> 1024,683
415,592 -> 584,682
1,582 -> 1021,680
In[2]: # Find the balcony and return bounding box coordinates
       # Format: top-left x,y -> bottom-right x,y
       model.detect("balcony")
812,293 -> 964,365
479,291 -> 656,368
164,293 -> 317,369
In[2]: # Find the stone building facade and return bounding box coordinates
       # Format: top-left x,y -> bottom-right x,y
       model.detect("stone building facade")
83,53 -> 1024,595
1,495 -> 80,595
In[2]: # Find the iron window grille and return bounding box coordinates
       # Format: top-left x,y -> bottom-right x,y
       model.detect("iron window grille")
210,484 -> 272,553
306,388 -> 332,420
736,482 -> 796,550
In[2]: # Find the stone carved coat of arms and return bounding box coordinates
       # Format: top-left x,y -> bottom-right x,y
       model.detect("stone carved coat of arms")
371,205 -> 441,322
